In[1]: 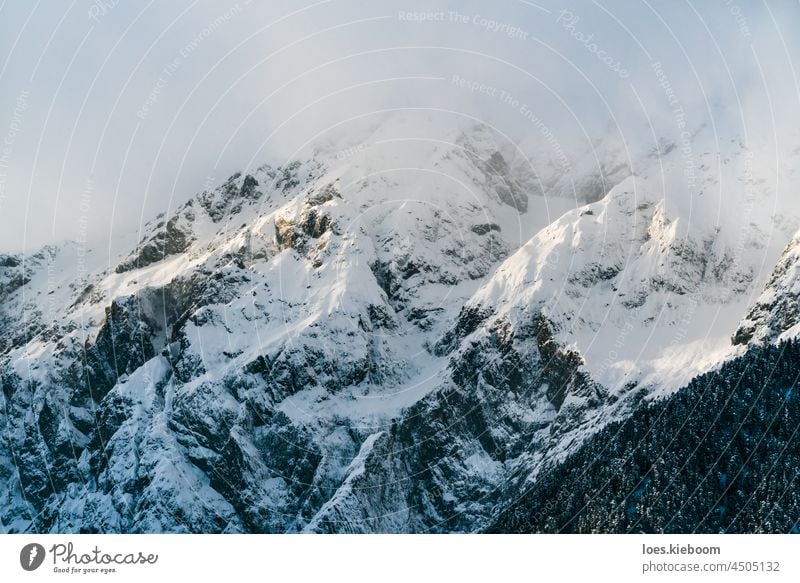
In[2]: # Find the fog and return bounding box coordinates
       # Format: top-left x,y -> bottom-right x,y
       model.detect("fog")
1,0 -> 799,259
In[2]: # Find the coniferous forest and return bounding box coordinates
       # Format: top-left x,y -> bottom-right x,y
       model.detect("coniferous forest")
489,340 -> 800,533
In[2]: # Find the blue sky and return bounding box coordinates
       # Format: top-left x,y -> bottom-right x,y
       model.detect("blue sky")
1,0 -> 799,256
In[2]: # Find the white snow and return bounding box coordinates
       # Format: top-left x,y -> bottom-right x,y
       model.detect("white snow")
5,113 -> 800,533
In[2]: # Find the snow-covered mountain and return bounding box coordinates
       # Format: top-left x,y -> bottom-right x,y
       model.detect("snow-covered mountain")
734,229 -> 800,345
1,114 -> 799,533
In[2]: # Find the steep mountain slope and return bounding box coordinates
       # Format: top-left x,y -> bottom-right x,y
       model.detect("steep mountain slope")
735,230 -> 800,345
0,116 -> 579,533
288,133 -> 800,532
509,124 -> 633,204
459,134 -> 792,396
488,339 -> 800,534
1,116 -> 798,533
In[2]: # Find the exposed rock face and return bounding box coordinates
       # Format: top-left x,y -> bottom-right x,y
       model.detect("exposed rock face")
2,120 -> 563,533
487,339 -> 800,534
734,232 -> 800,345
198,172 -> 263,223
1,117 -> 798,534
475,151 -> 529,213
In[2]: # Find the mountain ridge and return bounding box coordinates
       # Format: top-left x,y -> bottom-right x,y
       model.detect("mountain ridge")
2,117 -> 800,533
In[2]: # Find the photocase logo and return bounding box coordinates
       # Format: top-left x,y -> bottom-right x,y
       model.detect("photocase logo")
19,543 -> 46,571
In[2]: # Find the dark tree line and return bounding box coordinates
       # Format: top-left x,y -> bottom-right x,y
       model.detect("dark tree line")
489,339 -> 800,533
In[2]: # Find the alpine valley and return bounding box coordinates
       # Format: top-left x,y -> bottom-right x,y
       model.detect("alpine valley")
2,113 -> 800,533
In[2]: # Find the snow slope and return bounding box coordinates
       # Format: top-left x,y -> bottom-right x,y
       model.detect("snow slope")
2,114 -> 799,533
735,229 -> 800,345
0,114 -> 580,532
457,130 -> 797,394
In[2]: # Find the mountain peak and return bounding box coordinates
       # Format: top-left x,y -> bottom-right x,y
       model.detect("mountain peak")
734,229 -> 800,345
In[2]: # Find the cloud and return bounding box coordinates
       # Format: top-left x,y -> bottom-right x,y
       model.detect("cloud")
1,0 -> 799,256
